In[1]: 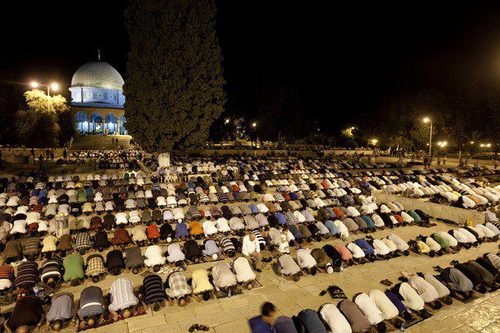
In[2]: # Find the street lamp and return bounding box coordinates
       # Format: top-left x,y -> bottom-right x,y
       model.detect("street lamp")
370,138 -> 378,146
29,81 -> 60,96
251,122 -> 257,128
422,117 -> 433,159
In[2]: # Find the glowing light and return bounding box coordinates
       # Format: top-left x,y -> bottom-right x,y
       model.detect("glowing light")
370,138 -> 378,146
30,81 -> 39,88
50,82 -> 59,91
251,122 -> 257,128
422,117 -> 430,123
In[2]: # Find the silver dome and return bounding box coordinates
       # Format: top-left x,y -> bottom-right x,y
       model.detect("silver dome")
71,61 -> 124,91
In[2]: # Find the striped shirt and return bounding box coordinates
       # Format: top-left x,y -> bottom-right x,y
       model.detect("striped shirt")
220,237 -> 235,255
40,258 -> 63,282
0,264 -> 14,281
15,261 -> 38,287
79,286 -> 104,318
108,278 -> 139,311
142,274 -> 167,304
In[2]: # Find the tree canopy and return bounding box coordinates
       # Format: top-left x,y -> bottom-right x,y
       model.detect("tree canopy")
124,0 -> 226,152
14,90 -> 72,148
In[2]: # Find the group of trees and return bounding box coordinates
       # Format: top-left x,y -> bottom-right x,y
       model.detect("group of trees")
15,89 -> 74,147
0,73 -> 74,148
125,0 -> 225,152
355,84 -> 499,153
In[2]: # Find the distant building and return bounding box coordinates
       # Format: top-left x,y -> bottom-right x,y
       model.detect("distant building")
70,55 -> 126,135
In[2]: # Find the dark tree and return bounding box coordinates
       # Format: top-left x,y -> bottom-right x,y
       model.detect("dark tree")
124,0 -> 226,152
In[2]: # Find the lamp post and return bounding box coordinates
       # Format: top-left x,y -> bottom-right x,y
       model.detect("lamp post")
30,81 -> 60,112
30,81 -> 59,96
422,117 -> 433,160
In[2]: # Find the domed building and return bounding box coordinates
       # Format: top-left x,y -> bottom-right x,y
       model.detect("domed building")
70,57 -> 127,135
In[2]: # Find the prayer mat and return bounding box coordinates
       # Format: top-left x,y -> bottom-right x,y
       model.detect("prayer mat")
77,304 -> 147,332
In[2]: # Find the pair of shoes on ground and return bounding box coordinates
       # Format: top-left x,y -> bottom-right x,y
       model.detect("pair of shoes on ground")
189,324 -> 210,332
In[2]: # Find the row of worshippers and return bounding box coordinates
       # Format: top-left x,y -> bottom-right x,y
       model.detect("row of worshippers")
269,233 -> 411,281
409,222 -> 499,256
3,256 -> 259,332
249,252 -> 500,333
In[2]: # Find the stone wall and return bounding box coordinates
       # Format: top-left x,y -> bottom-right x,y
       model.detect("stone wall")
372,191 -> 485,224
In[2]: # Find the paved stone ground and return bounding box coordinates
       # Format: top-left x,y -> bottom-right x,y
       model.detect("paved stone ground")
42,220 -> 497,333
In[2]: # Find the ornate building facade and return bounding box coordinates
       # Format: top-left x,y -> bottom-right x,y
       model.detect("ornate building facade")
70,59 -> 127,135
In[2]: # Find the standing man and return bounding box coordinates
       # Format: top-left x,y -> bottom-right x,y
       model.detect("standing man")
242,232 -> 263,272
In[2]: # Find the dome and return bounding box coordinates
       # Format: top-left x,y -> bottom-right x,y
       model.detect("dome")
71,61 -> 124,91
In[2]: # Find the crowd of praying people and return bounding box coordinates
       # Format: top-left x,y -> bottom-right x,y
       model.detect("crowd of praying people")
0,154 -> 498,332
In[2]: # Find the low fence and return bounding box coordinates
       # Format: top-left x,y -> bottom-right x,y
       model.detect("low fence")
372,191 -> 485,224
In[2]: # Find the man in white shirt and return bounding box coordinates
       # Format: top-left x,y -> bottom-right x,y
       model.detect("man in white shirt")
319,303 -> 352,333
241,232 -> 262,272
296,248 -> 318,275
353,293 -> 385,327
233,257 -> 256,288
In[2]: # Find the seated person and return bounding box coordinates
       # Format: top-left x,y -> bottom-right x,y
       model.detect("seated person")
108,278 -> 140,320
165,271 -> 192,306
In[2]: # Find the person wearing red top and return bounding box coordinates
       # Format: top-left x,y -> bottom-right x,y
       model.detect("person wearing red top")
332,207 -> 345,219
147,224 -> 161,243
0,263 -> 15,292
112,226 -> 132,247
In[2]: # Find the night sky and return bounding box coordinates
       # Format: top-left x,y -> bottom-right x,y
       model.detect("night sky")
2,1 -> 500,132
